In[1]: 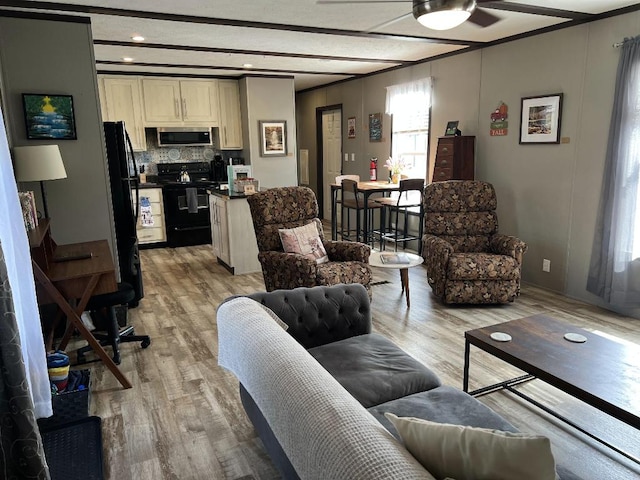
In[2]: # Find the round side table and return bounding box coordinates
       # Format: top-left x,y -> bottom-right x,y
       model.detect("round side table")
369,251 -> 424,307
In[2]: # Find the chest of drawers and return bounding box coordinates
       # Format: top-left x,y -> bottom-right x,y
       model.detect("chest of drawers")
432,136 -> 475,182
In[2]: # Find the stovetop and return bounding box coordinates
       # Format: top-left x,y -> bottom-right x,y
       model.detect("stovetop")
156,161 -> 218,187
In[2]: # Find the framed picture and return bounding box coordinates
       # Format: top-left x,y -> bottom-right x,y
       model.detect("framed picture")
22,93 -> 77,140
347,117 -> 356,139
444,120 -> 459,136
519,93 -> 563,144
369,113 -> 382,142
259,120 -> 287,156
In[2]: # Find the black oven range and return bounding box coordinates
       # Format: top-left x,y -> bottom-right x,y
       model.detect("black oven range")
156,162 -> 221,247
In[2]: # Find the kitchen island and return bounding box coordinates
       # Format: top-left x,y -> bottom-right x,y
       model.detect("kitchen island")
209,190 -> 261,275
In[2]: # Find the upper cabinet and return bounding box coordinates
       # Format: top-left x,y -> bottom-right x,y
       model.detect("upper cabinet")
218,80 -> 243,150
141,79 -> 220,126
98,76 -> 147,151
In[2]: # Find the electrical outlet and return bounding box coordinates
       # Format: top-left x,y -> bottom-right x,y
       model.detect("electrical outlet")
542,259 -> 551,272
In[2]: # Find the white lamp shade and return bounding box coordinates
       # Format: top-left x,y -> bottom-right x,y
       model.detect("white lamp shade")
13,145 -> 67,182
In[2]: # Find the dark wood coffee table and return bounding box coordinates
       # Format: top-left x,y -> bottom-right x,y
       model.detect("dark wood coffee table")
463,314 -> 640,464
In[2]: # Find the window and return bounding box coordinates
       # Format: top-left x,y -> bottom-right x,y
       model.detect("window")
386,78 -> 432,180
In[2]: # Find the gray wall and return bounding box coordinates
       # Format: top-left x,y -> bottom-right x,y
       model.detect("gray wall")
296,11 -> 640,308
0,13 -> 115,249
240,77 -> 298,188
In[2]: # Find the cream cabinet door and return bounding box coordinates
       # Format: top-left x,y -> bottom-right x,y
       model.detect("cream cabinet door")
100,76 -> 147,151
180,80 -> 219,124
141,79 -> 182,124
218,80 -> 243,150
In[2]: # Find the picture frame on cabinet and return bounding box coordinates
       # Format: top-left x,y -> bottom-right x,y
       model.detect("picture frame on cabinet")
519,93 -> 563,144
259,120 -> 287,156
22,93 -> 77,140
444,120 -> 459,136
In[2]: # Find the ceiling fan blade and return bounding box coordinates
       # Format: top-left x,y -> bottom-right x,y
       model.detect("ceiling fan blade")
365,11 -> 413,33
468,8 -> 501,28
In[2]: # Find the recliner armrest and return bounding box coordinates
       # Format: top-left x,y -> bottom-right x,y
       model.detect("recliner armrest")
246,283 -> 372,349
257,251 -> 318,291
490,234 -> 528,264
422,235 -> 454,298
323,240 -> 371,263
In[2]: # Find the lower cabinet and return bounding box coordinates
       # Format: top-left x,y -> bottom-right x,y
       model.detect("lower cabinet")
136,187 -> 166,245
210,194 -> 260,274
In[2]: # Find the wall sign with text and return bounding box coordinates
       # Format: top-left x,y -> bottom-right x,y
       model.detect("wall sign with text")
490,102 -> 508,137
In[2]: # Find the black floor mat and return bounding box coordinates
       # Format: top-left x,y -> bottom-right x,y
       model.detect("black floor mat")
41,416 -> 104,480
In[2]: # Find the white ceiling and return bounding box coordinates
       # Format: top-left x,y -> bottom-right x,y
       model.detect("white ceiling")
2,0 -> 640,91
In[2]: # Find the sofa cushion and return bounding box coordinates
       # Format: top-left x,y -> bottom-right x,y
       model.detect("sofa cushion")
308,333 -> 441,408
367,386 -> 517,439
447,253 -> 520,280
384,413 -> 557,480
315,261 -> 372,289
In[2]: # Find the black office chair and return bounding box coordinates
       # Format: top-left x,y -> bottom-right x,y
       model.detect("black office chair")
77,282 -> 150,365
374,178 -> 425,253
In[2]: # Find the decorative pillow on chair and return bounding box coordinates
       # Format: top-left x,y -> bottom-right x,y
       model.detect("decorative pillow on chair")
385,413 -> 557,480
278,222 -> 329,264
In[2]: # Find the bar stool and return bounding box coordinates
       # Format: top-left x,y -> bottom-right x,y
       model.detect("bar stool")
77,282 -> 150,365
341,178 -> 382,245
336,175 -> 359,240
375,178 -> 425,253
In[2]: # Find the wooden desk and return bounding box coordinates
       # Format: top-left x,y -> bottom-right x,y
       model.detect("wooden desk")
331,181 -> 399,244
29,220 -> 132,389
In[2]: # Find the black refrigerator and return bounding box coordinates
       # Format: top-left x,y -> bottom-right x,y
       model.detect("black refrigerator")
103,121 -> 144,307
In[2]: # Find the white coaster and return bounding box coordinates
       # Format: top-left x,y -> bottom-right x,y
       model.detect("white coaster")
564,332 -> 587,343
490,332 -> 512,342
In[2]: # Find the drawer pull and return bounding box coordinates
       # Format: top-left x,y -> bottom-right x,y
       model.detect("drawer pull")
439,171 -> 446,176
440,159 -> 448,165
442,147 -> 448,153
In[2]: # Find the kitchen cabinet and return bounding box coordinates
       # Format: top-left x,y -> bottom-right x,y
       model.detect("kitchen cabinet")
432,136 -> 475,182
99,76 -> 147,151
209,193 -> 260,274
141,79 -> 220,125
135,187 -> 166,245
218,80 -> 243,149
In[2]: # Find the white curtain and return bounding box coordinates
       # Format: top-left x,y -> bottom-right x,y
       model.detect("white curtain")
0,108 -> 52,418
385,77 -> 433,116
587,35 -> 640,313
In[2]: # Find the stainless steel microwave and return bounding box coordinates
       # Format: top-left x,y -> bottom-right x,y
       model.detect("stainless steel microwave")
157,127 -> 213,147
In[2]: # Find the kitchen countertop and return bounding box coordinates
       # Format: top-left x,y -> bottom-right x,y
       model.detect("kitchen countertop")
208,189 -> 249,199
138,182 -> 162,188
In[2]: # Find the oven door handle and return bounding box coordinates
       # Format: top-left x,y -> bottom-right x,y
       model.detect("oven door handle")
172,225 -> 210,232
177,205 -> 209,211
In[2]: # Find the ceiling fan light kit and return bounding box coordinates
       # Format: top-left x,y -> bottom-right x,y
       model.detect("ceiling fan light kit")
413,0 -> 475,30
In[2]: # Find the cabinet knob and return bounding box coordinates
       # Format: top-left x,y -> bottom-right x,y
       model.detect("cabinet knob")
441,159 -> 448,165
439,171 -> 446,177
442,147 -> 448,153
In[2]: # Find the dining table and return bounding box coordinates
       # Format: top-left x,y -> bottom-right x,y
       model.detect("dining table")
330,180 -> 400,245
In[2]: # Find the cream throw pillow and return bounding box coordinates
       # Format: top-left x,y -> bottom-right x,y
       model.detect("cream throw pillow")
385,413 -> 557,480
278,222 -> 329,264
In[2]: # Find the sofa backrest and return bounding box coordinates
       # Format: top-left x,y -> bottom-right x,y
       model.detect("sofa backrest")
246,186 -> 325,252
247,283 -> 371,349
423,180 -> 498,253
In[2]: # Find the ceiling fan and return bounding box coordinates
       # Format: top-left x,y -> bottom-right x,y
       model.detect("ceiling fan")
317,0 -> 504,31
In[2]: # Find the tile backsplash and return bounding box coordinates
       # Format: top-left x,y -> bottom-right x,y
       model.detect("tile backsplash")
134,128 -> 242,175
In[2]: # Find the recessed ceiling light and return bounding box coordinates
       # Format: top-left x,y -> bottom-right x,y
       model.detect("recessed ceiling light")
243,63 -> 253,68
131,35 -> 145,42
122,57 -> 134,62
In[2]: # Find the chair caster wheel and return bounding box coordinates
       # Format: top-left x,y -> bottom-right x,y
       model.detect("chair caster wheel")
112,355 -> 121,365
141,339 -> 151,349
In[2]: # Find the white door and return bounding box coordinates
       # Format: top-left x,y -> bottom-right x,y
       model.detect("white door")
322,110 -> 342,219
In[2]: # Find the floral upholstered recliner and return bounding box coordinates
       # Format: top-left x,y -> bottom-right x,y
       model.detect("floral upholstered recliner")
422,180 -> 527,304
247,186 -> 372,296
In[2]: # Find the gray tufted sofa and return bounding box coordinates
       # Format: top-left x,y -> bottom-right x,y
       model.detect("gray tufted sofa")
217,284 -> 578,480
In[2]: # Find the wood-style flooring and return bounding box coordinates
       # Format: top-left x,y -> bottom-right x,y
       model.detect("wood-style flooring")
79,243 -> 640,480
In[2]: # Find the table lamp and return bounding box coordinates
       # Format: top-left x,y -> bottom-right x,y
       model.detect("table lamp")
13,145 -> 67,219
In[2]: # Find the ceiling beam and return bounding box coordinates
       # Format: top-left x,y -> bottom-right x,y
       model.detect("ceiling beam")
480,2 -> 593,20
93,40 -> 405,64
96,60 -> 369,77
0,0 -> 481,46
